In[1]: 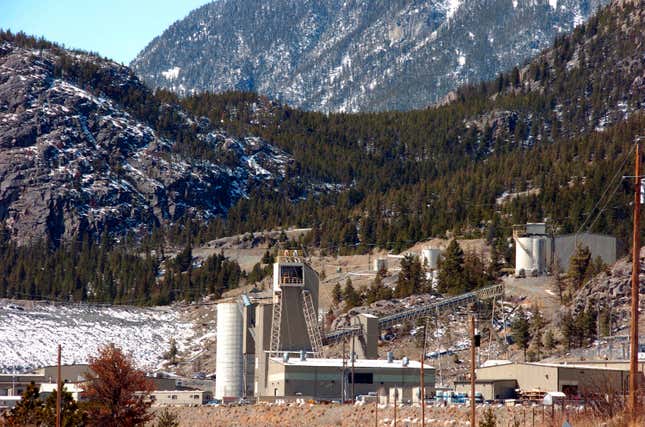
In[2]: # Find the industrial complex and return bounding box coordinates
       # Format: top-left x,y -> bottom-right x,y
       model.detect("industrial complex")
214,251 -> 436,403
512,222 -> 616,277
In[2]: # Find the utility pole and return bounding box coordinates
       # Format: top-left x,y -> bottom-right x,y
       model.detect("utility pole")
629,141 -> 641,420
351,347 -> 355,402
341,338 -> 347,403
393,387 -> 398,427
56,344 -> 61,427
375,391 -> 378,427
421,318 -> 428,427
470,314 -> 476,427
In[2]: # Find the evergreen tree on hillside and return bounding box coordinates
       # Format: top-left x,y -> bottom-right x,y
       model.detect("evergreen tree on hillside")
395,254 -> 426,298
332,282 -> 342,305
343,278 -> 361,310
511,307 -> 531,361
568,244 -> 591,290
437,240 -> 467,295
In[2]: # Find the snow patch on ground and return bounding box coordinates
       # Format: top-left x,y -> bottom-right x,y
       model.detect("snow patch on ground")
161,66 -> 181,80
0,301 -> 195,373
446,0 -> 462,19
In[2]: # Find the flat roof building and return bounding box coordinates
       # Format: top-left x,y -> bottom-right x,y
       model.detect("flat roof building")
473,361 -> 635,398
260,356 -> 434,403
150,390 -> 212,406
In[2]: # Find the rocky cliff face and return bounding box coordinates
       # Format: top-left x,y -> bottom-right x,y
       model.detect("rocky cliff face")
131,0 -> 607,112
568,247 -> 645,329
0,41 -> 298,244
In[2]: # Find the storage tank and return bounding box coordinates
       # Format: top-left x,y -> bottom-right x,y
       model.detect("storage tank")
215,302 -> 243,399
515,237 -> 534,277
532,237 -> 546,274
373,258 -> 388,272
421,248 -> 442,270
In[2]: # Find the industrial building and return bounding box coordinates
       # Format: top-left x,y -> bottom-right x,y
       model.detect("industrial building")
150,390 -> 212,406
513,223 -> 616,276
264,355 -> 434,402
215,251 -> 435,402
461,361 -> 635,401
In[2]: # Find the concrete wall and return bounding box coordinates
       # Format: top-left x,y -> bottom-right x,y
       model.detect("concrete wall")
552,233 -> 616,271
254,303 -> 273,397
351,314 -> 378,359
280,288 -> 313,351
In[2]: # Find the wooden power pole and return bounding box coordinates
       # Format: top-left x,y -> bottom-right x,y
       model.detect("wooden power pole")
470,314 -> 476,427
56,344 -> 62,427
630,142 -> 641,420
421,318 -> 429,427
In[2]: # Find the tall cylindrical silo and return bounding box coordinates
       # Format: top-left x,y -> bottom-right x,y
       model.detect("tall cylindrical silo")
215,302 -> 243,400
515,237 -> 534,276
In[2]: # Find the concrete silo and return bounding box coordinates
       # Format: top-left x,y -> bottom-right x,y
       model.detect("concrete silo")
215,301 -> 244,400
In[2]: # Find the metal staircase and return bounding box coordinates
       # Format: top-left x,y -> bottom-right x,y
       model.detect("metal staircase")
302,290 -> 323,357
269,291 -> 282,357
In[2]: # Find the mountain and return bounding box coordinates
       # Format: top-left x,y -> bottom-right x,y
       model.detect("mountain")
177,0 -> 644,251
0,36 -> 319,245
0,0 -> 642,248
131,0 -> 607,112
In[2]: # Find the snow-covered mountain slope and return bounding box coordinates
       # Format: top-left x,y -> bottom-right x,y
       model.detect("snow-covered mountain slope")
0,300 -> 196,372
131,0 -> 607,112
0,41 -> 306,244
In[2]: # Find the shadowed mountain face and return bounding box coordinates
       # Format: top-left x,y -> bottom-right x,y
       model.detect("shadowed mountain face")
131,0 -> 606,112
0,41 -> 301,244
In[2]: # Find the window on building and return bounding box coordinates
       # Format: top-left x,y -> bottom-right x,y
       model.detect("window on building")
171,395 -> 177,400
348,373 -> 373,384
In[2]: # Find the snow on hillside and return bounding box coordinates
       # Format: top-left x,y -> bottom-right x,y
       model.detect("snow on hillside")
0,300 -> 197,373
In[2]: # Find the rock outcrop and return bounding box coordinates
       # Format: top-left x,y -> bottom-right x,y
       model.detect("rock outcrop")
0,41 -> 297,244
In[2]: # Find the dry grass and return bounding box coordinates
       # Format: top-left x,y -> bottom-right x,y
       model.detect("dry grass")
148,403 -> 645,427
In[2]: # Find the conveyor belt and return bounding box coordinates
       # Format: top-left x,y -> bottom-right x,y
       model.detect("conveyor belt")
323,283 -> 504,345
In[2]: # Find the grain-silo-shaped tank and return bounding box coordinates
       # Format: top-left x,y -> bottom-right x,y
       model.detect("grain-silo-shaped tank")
421,248 -> 442,270
515,237 -> 534,276
215,301 -> 243,400
532,237 -> 547,274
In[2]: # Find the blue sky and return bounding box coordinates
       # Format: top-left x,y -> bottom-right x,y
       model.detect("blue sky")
0,0 -> 211,64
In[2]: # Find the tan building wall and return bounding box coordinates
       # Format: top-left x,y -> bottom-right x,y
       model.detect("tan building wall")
475,363 -> 631,396
476,363 -> 558,391
454,380 -> 517,401
36,365 -> 90,383
263,359 -> 434,401
151,390 -> 212,406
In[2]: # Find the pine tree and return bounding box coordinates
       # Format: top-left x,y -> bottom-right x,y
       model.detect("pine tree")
343,279 -> 361,310
511,307 -> 531,361
332,283 -> 342,305
40,388 -> 85,427
395,254 -> 426,298
479,406 -> 497,427
437,240 -> 467,295
155,408 -> 180,427
568,244 -> 591,290
3,382 -> 43,426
